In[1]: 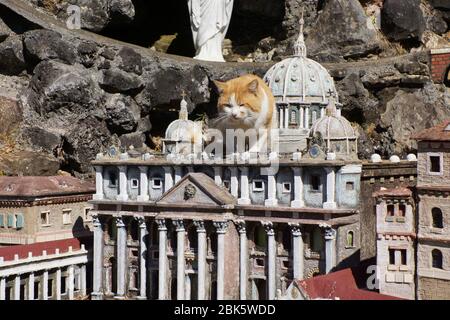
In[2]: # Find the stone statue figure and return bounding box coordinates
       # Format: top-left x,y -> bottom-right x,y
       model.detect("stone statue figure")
188,0 -> 234,62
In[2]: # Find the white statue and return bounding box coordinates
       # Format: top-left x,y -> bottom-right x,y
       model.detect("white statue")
188,0 -> 234,62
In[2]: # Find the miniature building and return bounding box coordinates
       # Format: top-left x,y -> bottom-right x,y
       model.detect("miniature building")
0,238 -> 89,300
263,14 -> 342,153
430,48 -> 450,85
89,22 -> 363,300
373,187 -> 415,300
0,176 -> 95,246
412,120 -> 450,300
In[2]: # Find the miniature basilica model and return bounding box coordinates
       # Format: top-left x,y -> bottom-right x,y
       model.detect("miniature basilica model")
89,20 -> 362,300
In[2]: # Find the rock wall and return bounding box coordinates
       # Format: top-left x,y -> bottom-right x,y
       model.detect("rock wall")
0,0 -> 448,177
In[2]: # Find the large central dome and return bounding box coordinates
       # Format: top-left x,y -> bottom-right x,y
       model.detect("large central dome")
263,17 -> 338,106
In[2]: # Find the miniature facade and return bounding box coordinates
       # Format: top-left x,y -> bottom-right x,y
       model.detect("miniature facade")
89,23 -> 363,300
0,238 -> 89,300
0,176 -> 95,246
413,120 -> 450,300
374,187 -> 415,300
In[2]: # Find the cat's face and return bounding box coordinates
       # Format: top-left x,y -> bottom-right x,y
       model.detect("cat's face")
214,78 -> 262,128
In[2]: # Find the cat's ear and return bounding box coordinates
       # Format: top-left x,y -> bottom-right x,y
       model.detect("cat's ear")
213,80 -> 226,94
248,79 -> 259,94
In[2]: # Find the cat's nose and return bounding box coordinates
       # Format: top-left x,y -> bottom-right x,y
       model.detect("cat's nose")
231,111 -> 240,118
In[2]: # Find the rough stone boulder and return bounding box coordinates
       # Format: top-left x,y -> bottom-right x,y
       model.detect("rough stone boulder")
306,0 -> 381,61
0,17 -> 12,42
0,34 -> 26,75
381,0 -> 425,41
99,67 -> 144,94
23,29 -> 77,66
105,93 -> 141,134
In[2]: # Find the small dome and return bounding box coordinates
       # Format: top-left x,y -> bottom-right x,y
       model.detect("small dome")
263,14 -> 338,105
389,155 -> 401,163
407,154 -> 417,161
310,107 -> 356,141
371,154 -> 382,163
165,119 -> 195,142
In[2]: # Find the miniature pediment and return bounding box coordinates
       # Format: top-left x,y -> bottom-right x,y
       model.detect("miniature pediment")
157,173 -> 235,207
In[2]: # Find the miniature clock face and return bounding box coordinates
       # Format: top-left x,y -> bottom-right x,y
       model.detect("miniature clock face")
309,144 -> 320,158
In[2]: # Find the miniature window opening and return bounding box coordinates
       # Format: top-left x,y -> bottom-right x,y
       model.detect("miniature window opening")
346,181 -> 354,191
282,260 -> 290,269
253,180 -> 265,192
311,175 -> 320,191
84,208 -> 92,222
387,205 -> 395,217
109,171 -> 118,187
282,182 -> 291,193
432,207 -> 443,229
429,155 -> 442,173
346,231 -> 354,247
432,249 -> 443,269
400,249 -> 407,265
40,211 -> 50,226
63,209 -> 72,225
389,248 -> 395,265
15,214 -> 24,229
290,109 -> 297,124
312,110 -> 317,123
0,214 -> 4,228
131,178 -> 139,189
255,258 -> 265,267
152,178 -> 163,189
398,204 -> 406,217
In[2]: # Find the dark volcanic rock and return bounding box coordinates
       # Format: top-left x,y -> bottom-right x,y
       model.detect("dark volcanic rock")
0,17 -> 13,42
306,0 -> 381,61
0,35 -> 26,75
99,67 -> 144,93
23,30 -> 77,65
381,0 -> 425,41
117,47 -> 142,75
77,40 -> 99,68
105,93 -> 141,133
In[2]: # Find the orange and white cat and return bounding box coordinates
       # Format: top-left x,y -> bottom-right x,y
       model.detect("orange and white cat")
212,74 -> 275,132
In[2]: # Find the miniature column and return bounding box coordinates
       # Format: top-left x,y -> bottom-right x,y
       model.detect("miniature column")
279,107 -> 284,128
156,219 -> 167,300
173,219 -> 185,300
324,227 -> 337,274
305,107 -> 310,129
41,271 -> 48,300
230,167 -> 239,197
262,221 -> 276,300
284,105 -> 289,129
265,172 -> 278,207
14,274 -> 20,300
92,214 -> 104,299
137,216 -> 148,299
55,268 -> 61,300
238,167 -> 251,205
28,272 -> 35,300
214,167 -> 223,186
320,107 -> 325,118
93,166 -> 104,200
163,166 -> 174,192
116,216 -> 127,297
0,277 -> 6,300
289,223 -> 304,279
299,107 -> 304,129
194,220 -> 206,300
174,167 -> 183,184
235,220 -> 247,300
291,167 -> 305,208
323,167 -> 337,209
117,165 -> 129,201
68,265 -> 75,300
80,265 -> 87,297
137,166 -> 149,202
214,221 -> 229,300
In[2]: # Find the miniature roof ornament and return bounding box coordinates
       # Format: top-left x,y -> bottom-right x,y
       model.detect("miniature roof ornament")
293,9 -> 307,58
179,90 -> 188,121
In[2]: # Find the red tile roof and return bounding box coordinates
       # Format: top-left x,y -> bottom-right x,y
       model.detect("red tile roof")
411,119 -> 450,141
372,187 -> 412,198
296,267 -> 403,300
0,176 -> 95,198
0,238 -> 84,262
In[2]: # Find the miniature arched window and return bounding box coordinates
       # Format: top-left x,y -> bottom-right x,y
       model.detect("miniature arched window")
107,218 -> 117,241
129,219 -> 139,242
432,249 -> 443,269
290,110 -> 297,124
346,231 -> 354,247
432,207 -> 444,229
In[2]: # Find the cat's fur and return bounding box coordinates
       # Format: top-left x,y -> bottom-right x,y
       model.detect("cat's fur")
212,74 -> 275,132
